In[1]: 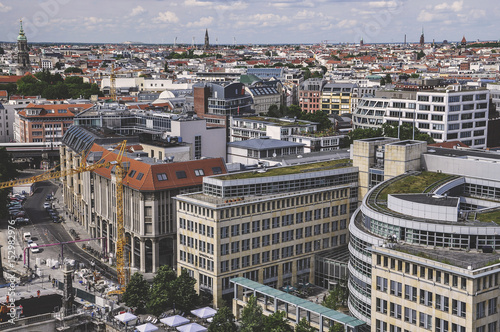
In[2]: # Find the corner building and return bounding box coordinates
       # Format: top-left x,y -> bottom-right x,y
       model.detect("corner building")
176,159 -> 358,306
349,138 -> 500,330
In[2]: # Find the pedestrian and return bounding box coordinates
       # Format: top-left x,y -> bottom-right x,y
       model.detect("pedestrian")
48,275 -> 51,282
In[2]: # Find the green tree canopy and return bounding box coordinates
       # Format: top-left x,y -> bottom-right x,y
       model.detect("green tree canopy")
263,311 -> 293,332
295,317 -> 316,332
207,305 -> 237,332
266,104 -> 332,131
147,265 -> 177,316
240,296 -> 265,332
64,67 -> 83,74
322,277 -> 349,310
170,269 -> 198,313
123,272 -> 150,313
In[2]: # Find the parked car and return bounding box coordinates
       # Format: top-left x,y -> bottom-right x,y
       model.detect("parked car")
43,202 -> 51,209
13,211 -> 26,218
23,232 -> 31,241
15,217 -> 29,225
29,243 -> 39,253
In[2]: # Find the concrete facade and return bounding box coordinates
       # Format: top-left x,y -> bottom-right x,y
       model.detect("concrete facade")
175,159 -> 357,307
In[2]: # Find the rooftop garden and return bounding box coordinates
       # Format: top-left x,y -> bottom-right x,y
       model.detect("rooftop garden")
475,209 -> 500,225
378,171 -> 452,200
216,158 -> 352,180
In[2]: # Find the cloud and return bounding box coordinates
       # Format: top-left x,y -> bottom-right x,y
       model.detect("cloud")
154,11 -> 179,23
434,1 -> 463,12
337,19 -> 358,28
368,1 -> 397,8
215,1 -> 248,11
417,10 -> 437,22
185,0 -> 213,6
294,9 -> 322,20
0,2 -> 11,12
186,16 -> 214,27
129,6 -> 146,17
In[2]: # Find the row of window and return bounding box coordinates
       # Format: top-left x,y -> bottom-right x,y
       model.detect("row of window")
179,218 -> 214,238
375,318 -> 467,332
376,255 -> 473,290
221,218 -> 347,238
219,237 -> 346,273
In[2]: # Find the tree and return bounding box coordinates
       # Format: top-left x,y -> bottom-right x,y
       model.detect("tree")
208,304 -> 237,332
170,269 -> 198,312
322,277 -> 349,310
382,123 -> 435,143
347,127 -> 383,145
147,265 -> 177,317
0,148 -> 19,219
64,67 -> 83,74
384,73 -> 392,84
263,311 -> 292,332
295,317 -> 316,332
122,272 -> 150,313
417,50 -> 425,60
240,296 -> 264,332
328,323 -> 345,332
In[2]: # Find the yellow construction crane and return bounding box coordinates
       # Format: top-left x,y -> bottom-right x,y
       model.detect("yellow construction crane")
0,141 -> 128,291
110,63 -> 116,102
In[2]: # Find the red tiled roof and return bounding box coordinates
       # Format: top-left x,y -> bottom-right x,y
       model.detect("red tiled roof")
90,144 -> 227,191
18,103 -> 92,118
0,75 -> 23,84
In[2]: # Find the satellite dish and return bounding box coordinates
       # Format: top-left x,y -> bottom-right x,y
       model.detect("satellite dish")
273,153 -> 277,158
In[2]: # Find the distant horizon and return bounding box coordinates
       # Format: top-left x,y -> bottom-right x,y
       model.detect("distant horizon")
1,0 -> 498,45
2,39 -> 499,47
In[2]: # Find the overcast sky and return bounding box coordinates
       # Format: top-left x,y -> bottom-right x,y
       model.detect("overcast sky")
1,0 -> 499,45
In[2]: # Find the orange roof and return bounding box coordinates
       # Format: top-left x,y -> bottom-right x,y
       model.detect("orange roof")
89,144 -> 227,191
18,103 -> 93,118
0,75 -> 23,84
0,90 -> 7,97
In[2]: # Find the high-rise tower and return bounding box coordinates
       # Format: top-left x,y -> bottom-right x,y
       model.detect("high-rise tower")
204,29 -> 209,50
16,20 -> 31,75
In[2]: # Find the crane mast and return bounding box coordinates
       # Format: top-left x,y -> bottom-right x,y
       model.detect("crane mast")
0,141 -> 128,292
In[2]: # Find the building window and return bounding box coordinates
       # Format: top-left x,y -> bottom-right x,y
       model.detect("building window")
156,173 -> 168,181
376,277 -> 388,292
194,169 -> 204,176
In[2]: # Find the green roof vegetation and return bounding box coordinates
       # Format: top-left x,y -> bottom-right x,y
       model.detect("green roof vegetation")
378,172 -> 452,200
217,159 -> 352,180
475,209 -> 500,224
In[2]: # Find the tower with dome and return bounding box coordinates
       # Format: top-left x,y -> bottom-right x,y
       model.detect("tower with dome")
16,20 -> 31,75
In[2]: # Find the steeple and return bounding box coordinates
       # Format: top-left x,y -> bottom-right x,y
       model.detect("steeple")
17,19 -> 27,42
16,19 -> 31,74
419,27 -> 425,47
204,29 -> 209,50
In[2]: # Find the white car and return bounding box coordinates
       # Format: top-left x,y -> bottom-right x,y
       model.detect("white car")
29,242 -> 39,253
43,202 -> 51,209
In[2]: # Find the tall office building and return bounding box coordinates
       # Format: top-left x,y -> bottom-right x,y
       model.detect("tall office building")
176,158 -> 358,306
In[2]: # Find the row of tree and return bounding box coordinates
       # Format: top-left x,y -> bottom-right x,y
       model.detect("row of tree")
236,296 -> 344,332
347,123 -> 435,145
12,70 -> 103,99
266,104 -> 333,131
123,267 -> 199,316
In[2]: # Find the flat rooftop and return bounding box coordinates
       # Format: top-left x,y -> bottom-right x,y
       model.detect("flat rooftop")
390,244 -> 500,270
216,158 -> 352,181
392,194 -> 459,207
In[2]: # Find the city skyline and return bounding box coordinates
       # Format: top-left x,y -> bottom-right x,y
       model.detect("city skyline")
1,0 -> 499,45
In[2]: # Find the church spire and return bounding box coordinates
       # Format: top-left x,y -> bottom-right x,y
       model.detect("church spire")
17,19 -> 27,41
204,29 -> 209,50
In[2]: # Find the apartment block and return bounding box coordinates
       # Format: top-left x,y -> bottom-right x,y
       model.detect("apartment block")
175,158 -> 358,306
353,88 -> 489,149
